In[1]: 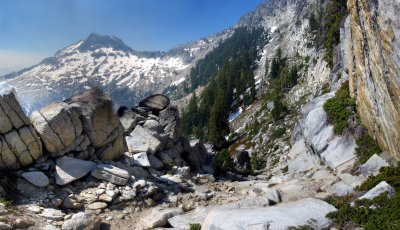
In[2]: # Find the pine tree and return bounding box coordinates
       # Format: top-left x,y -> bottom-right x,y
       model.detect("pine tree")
182,92 -> 200,136
208,95 -> 230,147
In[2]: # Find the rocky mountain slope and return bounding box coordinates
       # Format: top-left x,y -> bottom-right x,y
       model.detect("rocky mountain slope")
1,32 -> 230,114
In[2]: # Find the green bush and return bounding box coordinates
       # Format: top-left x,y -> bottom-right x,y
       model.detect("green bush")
214,149 -> 234,173
250,153 -> 265,171
323,81 -> 356,135
271,98 -> 289,121
287,219 -> 316,230
355,132 -> 382,164
358,163 -> 400,191
327,163 -> 400,229
271,128 -> 286,140
189,223 -> 201,230
327,192 -> 400,229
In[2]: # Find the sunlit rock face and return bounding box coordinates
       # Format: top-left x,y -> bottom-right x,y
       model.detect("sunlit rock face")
348,0 -> 400,159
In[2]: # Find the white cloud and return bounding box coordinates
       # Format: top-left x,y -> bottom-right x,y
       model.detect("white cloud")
0,50 -> 46,75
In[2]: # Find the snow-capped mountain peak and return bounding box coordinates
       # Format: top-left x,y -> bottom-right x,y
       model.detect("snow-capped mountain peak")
2,32 -> 226,114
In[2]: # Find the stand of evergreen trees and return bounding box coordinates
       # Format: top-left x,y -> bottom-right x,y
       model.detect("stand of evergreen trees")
182,26 -> 268,147
264,48 -> 300,121
307,0 -> 347,67
189,27 -> 267,91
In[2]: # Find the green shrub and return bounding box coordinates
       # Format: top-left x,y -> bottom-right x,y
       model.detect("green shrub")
214,149 -> 234,173
271,98 -> 289,121
321,84 -> 331,95
250,153 -> 265,171
327,192 -> 400,229
271,128 -> 286,140
323,81 -> 356,135
358,163 -> 400,191
189,223 -> 201,230
355,132 -> 382,164
287,219 -> 316,230
327,164 -> 400,229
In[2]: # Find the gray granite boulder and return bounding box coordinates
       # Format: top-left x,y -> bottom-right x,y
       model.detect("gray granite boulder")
91,164 -> 130,185
126,125 -> 162,154
21,171 -> 49,187
61,212 -> 100,230
357,181 -> 395,201
31,102 -> 83,157
0,87 -> 42,169
202,198 -> 336,230
138,207 -> 184,229
65,88 -> 125,161
159,106 -> 181,142
55,156 -> 96,185
357,154 -> 389,176
139,94 -> 170,112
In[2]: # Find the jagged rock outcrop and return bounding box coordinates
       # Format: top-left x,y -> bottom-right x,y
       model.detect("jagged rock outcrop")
32,88 -> 125,161
348,0 -> 400,159
0,87 -> 42,169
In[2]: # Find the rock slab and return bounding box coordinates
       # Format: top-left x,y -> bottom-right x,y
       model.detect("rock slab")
202,198 -> 336,230
21,171 -> 49,187
55,156 -> 96,185
91,164 -> 130,185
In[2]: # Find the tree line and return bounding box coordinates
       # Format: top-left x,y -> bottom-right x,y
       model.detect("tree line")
182,26 -> 268,147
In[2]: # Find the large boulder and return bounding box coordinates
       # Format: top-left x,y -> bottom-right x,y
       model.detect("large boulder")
0,87 -> 42,169
65,88 -> 125,160
357,154 -> 390,176
31,102 -> 84,157
303,107 -> 328,141
320,136 -> 356,169
21,171 -> 49,187
0,87 -> 30,131
119,109 -> 144,134
159,106 -> 181,142
91,164 -> 130,185
356,181 -> 395,201
139,94 -> 170,112
55,156 -> 96,185
137,207 -> 184,229
287,139 -> 320,175
125,125 -> 162,154
182,139 -> 209,172
202,198 -> 336,230
61,212 -> 100,230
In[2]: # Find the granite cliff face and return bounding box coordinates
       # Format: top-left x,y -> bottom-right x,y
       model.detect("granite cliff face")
348,0 -> 400,159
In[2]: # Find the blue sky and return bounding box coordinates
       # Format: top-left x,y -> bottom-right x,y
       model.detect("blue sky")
0,0 -> 263,74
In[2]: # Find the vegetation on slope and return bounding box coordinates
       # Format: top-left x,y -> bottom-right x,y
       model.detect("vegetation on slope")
189,27 -> 267,91
307,0 -> 348,67
355,131 -> 382,164
326,163 -> 400,229
323,81 -> 382,164
323,81 -> 356,135
181,26 -> 267,147
264,48 -> 300,121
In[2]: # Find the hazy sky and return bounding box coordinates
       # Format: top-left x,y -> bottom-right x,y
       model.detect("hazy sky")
0,0 -> 263,75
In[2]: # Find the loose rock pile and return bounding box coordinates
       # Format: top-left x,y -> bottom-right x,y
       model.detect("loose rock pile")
0,87 -> 215,229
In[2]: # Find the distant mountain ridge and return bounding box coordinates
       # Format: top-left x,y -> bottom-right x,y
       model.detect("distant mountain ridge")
1,31 -> 229,113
